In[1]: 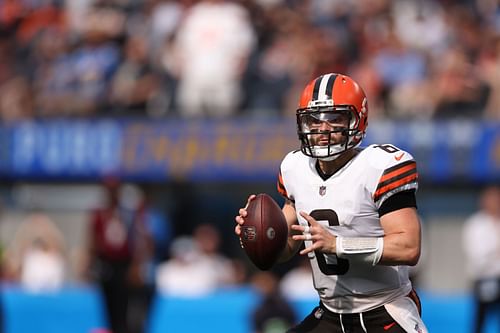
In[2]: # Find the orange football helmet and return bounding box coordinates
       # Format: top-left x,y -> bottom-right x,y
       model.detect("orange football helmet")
296,73 -> 368,160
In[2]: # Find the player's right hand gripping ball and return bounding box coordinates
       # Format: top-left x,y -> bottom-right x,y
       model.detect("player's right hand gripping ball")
241,193 -> 288,270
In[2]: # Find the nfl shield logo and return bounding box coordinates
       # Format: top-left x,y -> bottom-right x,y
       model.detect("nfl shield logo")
319,186 -> 326,196
242,226 -> 257,241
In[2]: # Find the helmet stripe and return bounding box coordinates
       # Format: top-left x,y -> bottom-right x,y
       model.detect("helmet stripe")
312,75 -> 323,100
325,73 -> 337,98
318,73 -> 333,100
312,74 -> 337,101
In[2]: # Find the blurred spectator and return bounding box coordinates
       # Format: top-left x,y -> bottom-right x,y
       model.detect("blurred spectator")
69,15 -> 122,116
134,188 -> 173,289
14,0 -> 66,47
108,34 -> 161,116
478,35 -> 500,119
155,236 -> 215,297
0,33 -> 20,90
170,0 -> 256,117
462,186 -> 500,333
128,187 -> 172,333
244,33 -> 293,116
243,7 -> 306,116
2,212 -> 66,292
391,0 -> 448,54
372,28 -> 428,118
84,180 -> 152,333
193,223 -> 237,286
149,0 -> 184,59
251,271 -> 296,333
155,223 -> 237,297
431,45 -> 490,119
0,75 -> 33,122
279,257 -> 317,301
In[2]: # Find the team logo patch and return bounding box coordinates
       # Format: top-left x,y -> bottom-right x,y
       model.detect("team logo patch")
319,186 -> 327,196
314,308 -> 324,319
242,226 -> 257,241
266,227 -> 276,240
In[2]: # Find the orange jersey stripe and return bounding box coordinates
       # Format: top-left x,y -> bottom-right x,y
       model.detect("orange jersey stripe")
277,171 -> 288,198
374,173 -> 418,202
379,161 -> 416,184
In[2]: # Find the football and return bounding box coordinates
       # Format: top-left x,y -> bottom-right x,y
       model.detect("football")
240,193 -> 288,270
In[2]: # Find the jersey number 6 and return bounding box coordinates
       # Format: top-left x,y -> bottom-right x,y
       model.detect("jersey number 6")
310,209 -> 349,275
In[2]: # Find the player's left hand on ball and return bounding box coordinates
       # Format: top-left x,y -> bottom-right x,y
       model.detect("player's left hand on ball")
234,194 -> 256,240
234,194 -> 257,249
291,211 -> 337,255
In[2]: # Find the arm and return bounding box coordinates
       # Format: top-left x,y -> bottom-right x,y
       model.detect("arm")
378,207 -> 421,266
277,199 -> 302,262
291,207 -> 421,267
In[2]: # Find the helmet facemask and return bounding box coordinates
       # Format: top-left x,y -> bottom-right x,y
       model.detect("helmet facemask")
296,105 -> 362,161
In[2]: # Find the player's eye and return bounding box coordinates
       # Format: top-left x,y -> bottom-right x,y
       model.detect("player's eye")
331,126 -> 347,132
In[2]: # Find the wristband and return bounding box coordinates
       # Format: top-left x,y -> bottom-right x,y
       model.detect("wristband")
336,237 -> 384,266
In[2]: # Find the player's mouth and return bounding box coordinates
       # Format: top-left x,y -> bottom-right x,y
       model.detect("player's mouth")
317,138 -> 330,145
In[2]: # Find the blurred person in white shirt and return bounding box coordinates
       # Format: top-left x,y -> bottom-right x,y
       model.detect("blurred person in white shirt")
171,0 -> 256,117
20,237 -> 65,292
280,257 -> 317,301
3,213 -> 66,293
463,186 -> 500,333
156,223 -> 237,297
193,223 -> 236,286
156,236 -> 219,297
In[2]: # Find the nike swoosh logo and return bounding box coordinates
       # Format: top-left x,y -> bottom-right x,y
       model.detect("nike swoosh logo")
384,322 -> 397,330
394,152 -> 404,161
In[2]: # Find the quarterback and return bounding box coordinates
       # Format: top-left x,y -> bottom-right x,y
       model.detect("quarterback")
235,73 -> 428,333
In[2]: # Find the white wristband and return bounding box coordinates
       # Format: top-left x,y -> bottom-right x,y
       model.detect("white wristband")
336,237 -> 384,266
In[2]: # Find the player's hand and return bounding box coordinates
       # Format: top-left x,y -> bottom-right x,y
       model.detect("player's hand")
234,194 -> 257,237
291,211 -> 337,255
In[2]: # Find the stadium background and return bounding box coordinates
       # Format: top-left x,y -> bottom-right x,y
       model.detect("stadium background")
1,0 -> 500,332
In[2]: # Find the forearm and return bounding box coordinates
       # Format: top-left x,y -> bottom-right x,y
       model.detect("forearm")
278,233 -> 301,263
278,244 -> 297,263
378,233 -> 421,266
278,200 -> 301,262
335,233 -> 420,267
378,207 -> 422,266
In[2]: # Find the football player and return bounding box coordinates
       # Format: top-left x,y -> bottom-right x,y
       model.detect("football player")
235,73 -> 428,333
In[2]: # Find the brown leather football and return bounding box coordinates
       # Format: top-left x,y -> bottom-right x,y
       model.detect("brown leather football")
241,193 -> 288,270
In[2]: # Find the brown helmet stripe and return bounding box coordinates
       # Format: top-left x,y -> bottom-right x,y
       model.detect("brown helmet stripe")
312,74 -> 338,101
312,75 -> 323,100
325,73 -> 337,98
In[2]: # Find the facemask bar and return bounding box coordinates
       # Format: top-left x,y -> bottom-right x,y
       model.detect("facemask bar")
296,106 -> 361,159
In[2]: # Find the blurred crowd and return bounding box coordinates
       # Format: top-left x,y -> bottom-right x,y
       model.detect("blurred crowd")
0,180 -> 317,333
1,0 -> 500,122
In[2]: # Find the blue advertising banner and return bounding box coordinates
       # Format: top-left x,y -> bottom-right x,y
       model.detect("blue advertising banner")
1,118 -> 499,183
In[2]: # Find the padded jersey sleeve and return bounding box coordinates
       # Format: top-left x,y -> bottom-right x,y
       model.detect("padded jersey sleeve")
276,151 -> 299,202
365,144 -> 418,210
277,168 -> 290,200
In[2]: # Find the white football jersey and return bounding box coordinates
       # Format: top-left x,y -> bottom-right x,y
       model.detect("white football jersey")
278,144 -> 418,313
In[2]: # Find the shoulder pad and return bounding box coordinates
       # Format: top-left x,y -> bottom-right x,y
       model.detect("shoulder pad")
364,144 -> 418,204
